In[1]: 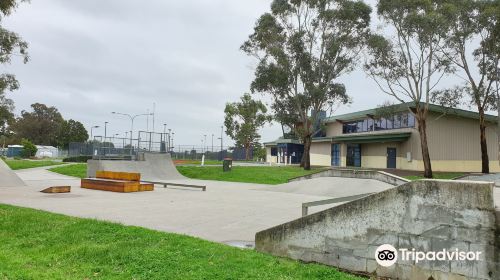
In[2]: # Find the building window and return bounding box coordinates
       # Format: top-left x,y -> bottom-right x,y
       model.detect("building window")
341,112 -> 416,134
270,147 -> 277,156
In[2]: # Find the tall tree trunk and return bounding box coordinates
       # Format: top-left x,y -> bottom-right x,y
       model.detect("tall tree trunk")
416,112 -> 433,178
300,141 -> 305,167
497,94 -> 500,164
302,135 -> 312,170
245,142 -> 251,161
478,108 -> 489,173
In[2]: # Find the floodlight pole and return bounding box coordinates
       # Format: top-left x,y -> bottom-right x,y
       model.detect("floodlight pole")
90,125 -> 100,141
112,111 -> 151,155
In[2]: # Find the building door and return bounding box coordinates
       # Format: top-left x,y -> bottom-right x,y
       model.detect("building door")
347,144 -> 361,167
387,147 -> 397,169
331,144 -> 341,166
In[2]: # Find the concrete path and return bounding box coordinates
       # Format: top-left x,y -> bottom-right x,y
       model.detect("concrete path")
0,167 -> 395,244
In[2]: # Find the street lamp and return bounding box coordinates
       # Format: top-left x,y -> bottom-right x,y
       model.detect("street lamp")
90,125 -> 100,141
203,134 -> 207,153
112,111 -> 152,155
171,132 -> 175,152
168,128 -> 172,151
211,134 -> 214,152
104,122 -> 109,142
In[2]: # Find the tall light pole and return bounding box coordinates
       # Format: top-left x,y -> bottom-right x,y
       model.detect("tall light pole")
171,132 -> 175,152
220,125 -> 223,152
168,128 -> 172,151
217,125 -> 223,160
104,122 -> 108,142
203,134 -> 207,153
111,111 -> 151,155
152,102 -> 156,132
211,134 -> 214,152
90,125 -> 100,141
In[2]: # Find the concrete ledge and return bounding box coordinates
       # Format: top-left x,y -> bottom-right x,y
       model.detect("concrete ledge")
288,168 -> 410,186
256,180 -> 498,279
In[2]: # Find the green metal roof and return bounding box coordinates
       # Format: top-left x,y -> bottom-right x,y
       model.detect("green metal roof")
324,102 -> 498,123
312,137 -> 334,143
264,138 -> 302,146
267,132 -> 412,145
332,132 -> 412,143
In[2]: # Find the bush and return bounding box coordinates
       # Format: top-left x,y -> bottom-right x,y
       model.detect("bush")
20,139 -> 37,158
63,155 -> 92,163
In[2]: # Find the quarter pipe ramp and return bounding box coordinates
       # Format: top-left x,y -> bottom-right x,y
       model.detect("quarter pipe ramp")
0,160 -> 26,187
87,153 -> 185,181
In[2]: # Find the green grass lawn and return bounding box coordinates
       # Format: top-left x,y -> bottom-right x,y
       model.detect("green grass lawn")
49,164 -> 322,185
0,204 -> 359,280
2,158 -> 65,170
177,166 -> 323,185
174,159 -> 223,165
49,164 -> 87,178
403,172 -> 464,181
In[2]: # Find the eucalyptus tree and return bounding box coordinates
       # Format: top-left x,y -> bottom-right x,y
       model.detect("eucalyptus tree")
365,0 -> 453,178
242,0 -> 371,170
438,0 -> 500,173
0,0 -> 29,135
224,93 -> 272,161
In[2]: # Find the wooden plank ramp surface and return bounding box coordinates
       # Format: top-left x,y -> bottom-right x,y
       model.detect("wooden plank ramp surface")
40,186 -> 71,193
81,178 -> 140,193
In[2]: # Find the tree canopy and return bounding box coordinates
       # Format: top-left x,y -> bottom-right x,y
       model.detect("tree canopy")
57,119 -> 89,149
364,0 -> 456,178
242,0 -> 371,169
0,0 -> 28,140
436,0 -> 500,173
11,103 -> 64,147
224,93 -> 271,160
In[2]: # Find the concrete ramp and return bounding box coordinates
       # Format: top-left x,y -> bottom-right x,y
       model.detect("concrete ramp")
0,160 -> 26,187
87,153 -> 185,181
256,180 -> 499,279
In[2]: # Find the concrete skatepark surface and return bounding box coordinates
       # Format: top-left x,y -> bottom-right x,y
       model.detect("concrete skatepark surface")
0,155 -> 395,243
1,155 -> 499,244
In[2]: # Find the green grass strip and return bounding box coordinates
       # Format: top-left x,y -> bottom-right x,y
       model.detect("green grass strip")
0,204 -> 360,280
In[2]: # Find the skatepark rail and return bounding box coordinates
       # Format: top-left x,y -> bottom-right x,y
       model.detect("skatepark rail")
301,192 -> 376,216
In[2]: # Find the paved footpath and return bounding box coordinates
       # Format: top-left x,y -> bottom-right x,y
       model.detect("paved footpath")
0,168 -> 394,244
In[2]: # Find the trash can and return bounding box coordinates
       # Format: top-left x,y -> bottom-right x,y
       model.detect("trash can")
223,158 -> 232,172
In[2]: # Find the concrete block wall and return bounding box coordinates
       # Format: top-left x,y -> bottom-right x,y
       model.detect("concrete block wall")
256,180 -> 499,279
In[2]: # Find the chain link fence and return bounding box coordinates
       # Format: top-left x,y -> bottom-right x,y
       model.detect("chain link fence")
69,131 -> 256,161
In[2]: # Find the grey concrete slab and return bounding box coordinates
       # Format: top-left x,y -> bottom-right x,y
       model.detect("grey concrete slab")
257,177 -> 395,197
1,168 -> 343,243
8,167 -> 495,245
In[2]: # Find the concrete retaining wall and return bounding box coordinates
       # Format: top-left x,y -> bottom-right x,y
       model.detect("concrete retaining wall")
288,168 -> 410,187
256,180 -> 499,280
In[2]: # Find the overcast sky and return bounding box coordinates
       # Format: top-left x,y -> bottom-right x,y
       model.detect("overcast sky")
1,0 -> 482,147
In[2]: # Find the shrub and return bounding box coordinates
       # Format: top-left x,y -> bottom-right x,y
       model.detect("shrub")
20,139 -> 37,158
63,155 -> 92,163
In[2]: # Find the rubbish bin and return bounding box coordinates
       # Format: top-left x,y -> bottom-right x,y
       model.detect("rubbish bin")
223,158 -> 232,172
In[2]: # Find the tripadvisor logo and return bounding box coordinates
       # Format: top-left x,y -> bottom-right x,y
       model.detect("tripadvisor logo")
375,244 -> 482,267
